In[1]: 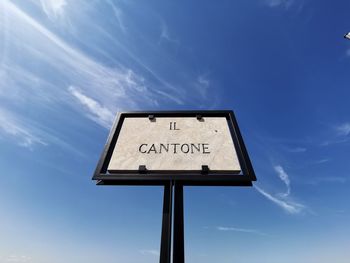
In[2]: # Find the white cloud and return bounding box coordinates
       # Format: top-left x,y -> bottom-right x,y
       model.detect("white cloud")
161,23 -> 170,41
274,165 -> 291,197
94,25 -> 183,99
155,89 -> 184,105
319,123 -> 350,146
3,255 -> 31,263
264,0 -> 294,8
106,0 -> 126,33
336,123 -> 350,136
198,76 -> 210,87
287,147 -> 307,153
194,75 -> 210,99
68,86 -> 114,128
308,176 -> 347,185
139,250 -> 159,256
159,21 -> 178,44
346,49 -> 350,57
0,108 -> 47,148
254,165 -> 306,214
0,107 -> 86,156
254,185 -> 305,214
1,1 -> 162,128
40,0 -> 67,21
2,0 -> 206,141
314,158 -> 330,164
216,226 -> 267,236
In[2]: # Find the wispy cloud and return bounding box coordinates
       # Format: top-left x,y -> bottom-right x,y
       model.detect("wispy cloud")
307,176 -> 347,185
254,165 -> 305,214
2,255 -> 31,263
0,107 -> 86,157
139,249 -> 159,256
68,86 -> 114,128
336,123 -> 350,136
39,0 -> 67,21
93,25 -> 184,100
0,108 -> 47,148
313,158 -> 330,164
1,0 -> 210,146
160,22 -> 170,41
106,0 -> 126,33
346,48 -> 350,57
321,122 -> 350,146
320,138 -> 349,147
264,0 -> 294,9
1,1 -> 159,128
196,75 -> 210,98
216,226 -> 268,236
154,89 -> 184,105
274,165 -> 291,197
286,147 -> 307,153
159,21 -> 179,44
255,185 -> 305,214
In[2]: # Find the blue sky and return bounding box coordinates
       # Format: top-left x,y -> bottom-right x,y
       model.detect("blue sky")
1,0 -> 350,262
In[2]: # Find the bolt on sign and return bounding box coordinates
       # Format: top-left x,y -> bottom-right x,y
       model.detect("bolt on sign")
93,111 -> 256,186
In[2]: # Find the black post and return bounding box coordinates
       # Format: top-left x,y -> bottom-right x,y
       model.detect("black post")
173,181 -> 185,263
159,181 -> 173,263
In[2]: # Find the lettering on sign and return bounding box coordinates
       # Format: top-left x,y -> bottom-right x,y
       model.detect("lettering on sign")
169,122 -> 180,130
138,122 -> 210,154
107,117 -> 241,171
139,143 -> 210,154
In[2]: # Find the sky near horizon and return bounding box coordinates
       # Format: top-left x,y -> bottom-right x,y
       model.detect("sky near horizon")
1,0 -> 350,262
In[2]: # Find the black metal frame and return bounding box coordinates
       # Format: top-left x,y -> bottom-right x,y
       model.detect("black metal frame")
173,181 -> 185,263
159,181 -> 173,263
92,110 -> 256,186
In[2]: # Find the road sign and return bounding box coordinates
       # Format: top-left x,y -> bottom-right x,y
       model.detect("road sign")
92,110 -> 256,263
93,111 -> 256,186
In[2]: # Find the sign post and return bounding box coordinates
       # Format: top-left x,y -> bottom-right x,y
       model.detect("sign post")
93,111 -> 256,263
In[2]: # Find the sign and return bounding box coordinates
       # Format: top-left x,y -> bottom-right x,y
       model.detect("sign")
93,111 -> 256,186
108,117 -> 241,171
92,111 -> 257,263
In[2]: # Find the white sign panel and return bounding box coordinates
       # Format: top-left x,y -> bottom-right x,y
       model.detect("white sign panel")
107,117 -> 241,171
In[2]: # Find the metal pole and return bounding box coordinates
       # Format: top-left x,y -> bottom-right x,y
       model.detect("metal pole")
173,181 -> 185,263
159,181 -> 173,263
